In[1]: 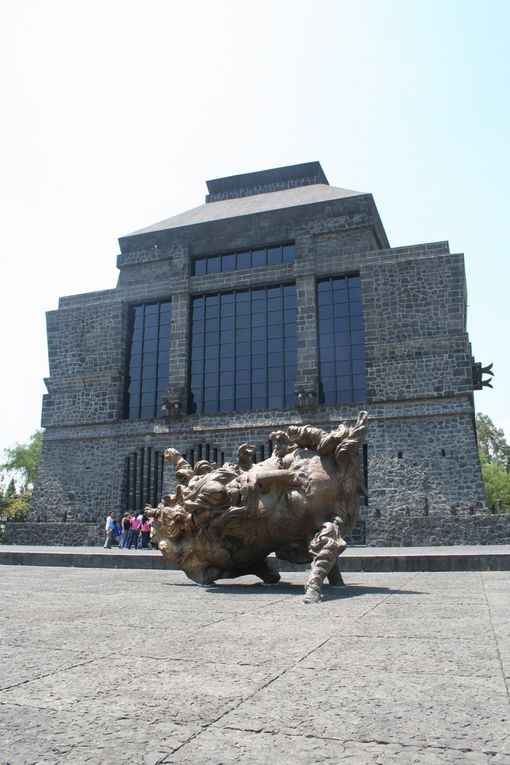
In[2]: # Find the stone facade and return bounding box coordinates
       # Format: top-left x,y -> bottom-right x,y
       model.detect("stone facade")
6,162 -> 498,547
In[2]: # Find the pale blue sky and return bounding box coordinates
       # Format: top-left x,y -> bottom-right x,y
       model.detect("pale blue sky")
0,0 -> 508,456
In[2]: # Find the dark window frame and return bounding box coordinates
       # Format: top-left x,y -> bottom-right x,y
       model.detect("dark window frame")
191,243 -> 296,276
189,285 -> 297,414
125,301 -> 171,420
317,275 -> 367,404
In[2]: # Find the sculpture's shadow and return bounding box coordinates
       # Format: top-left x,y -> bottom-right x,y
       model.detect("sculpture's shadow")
164,580 -> 423,600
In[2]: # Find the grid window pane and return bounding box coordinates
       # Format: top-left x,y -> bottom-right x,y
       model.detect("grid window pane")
220,356 -> 234,372
268,324 -> 283,340
283,244 -> 295,262
192,243 -> 295,276
317,276 -> 366,404
222,253 -> 236,272
189,285 -> 296,414
141,378 -> 157,394
204,357 -> 218,372
252,249 -> 266,267
252,368 -> 267,383
267,246 -> 282,265
220,301 -> 234,317
194,259 -> 206,276
142,351 -> 157,366
207,255 -> 221,274
252,326 -> 266,342
237,251 -> 251,270
126,302 -> 171,419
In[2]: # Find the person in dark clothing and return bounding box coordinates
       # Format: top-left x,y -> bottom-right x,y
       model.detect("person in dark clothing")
140,514 -> 151,549
121,513 -> 132,548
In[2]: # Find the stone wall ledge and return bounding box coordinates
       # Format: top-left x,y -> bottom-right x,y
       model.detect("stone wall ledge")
1,522 -> 103,547
1,540 -> 510,573
367,514 -> 510,547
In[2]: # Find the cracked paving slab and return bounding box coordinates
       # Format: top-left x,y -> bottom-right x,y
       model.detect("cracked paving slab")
158,728 -> 510,765
213,667 -> 510,754
1,567 -> 509,764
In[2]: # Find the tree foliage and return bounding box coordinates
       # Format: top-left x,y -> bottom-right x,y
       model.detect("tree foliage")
476,413 -> 510,471
1,430 -> 43,492
0,430 -> 44,522
476,414 -> 510,513
0,489 -> 31,520
480,456 -> 510,513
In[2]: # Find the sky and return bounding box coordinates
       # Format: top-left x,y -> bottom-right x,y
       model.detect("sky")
0,0 -> 509,459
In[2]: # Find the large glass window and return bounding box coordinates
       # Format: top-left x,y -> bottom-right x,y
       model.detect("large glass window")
317,276 -> 366,403
126,302 -> 171,419
192,243 -> 295,276
190,285 -> 297,414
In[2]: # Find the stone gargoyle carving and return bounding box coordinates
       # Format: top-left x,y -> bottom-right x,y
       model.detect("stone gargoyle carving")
145,411 -> 368,603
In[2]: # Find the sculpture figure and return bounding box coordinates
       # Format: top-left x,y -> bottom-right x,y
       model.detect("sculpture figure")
146,412 -> 368,603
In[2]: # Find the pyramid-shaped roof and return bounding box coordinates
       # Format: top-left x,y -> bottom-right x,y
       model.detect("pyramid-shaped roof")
128,182 -> 365,236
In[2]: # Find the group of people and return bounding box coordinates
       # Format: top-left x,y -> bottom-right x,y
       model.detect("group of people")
104,511 -> 156,550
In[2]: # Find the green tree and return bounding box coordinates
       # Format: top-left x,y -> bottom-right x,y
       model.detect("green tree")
476,413 -> 510,470
0,491 -> 31,521
0,430 -> 44,522
476,414 -> 510,513
0,430 -> 44,492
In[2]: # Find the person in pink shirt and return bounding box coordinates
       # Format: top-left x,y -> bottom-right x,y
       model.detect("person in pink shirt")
129,513 -> 142,549
140,514 -> 151,549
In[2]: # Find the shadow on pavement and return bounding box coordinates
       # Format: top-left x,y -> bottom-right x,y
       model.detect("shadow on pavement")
161,580 -> 423,599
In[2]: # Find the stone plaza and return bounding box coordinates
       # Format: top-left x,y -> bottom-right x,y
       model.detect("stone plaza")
1,561 -> 509,764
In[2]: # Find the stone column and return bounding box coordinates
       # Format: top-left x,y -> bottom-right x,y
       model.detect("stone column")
294,234 -> 319,404
166,290 -> 190,414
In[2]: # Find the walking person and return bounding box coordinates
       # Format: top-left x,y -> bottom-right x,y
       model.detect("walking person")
104,512 -> 115,549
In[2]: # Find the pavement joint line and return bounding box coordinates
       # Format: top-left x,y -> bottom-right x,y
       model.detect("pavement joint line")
480,571 -> 510,706
0,652 -> 116,693
293,663 -> 500,679
209,725 -> 507,761
92,589 -> 300,635
350,571 -> 422,620
218,727 -> 500,756
153,623 -> 346,761
165,583 -> 432,757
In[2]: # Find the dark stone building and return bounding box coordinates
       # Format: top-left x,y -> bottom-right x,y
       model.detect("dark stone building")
7,162 -> 503,546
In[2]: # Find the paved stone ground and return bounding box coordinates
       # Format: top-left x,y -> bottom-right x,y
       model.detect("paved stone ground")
1,567 -> 509,765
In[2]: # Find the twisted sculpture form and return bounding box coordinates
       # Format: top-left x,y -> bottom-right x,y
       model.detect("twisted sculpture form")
146,411 -> 368,603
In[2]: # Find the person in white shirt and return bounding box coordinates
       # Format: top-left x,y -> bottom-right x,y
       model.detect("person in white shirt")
104,512 -> 115,549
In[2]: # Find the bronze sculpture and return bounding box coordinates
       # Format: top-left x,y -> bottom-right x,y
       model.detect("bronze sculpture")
146,412 -> 368,603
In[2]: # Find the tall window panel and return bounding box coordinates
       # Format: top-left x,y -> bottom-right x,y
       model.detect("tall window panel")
317,276 -> 366,404
190,285 -> 297,414
127,302 -> 171,419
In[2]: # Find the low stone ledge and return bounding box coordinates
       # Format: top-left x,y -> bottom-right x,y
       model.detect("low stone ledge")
4,515 -> 510,550
1,522 -> 103,547
1,546 -> 509,572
